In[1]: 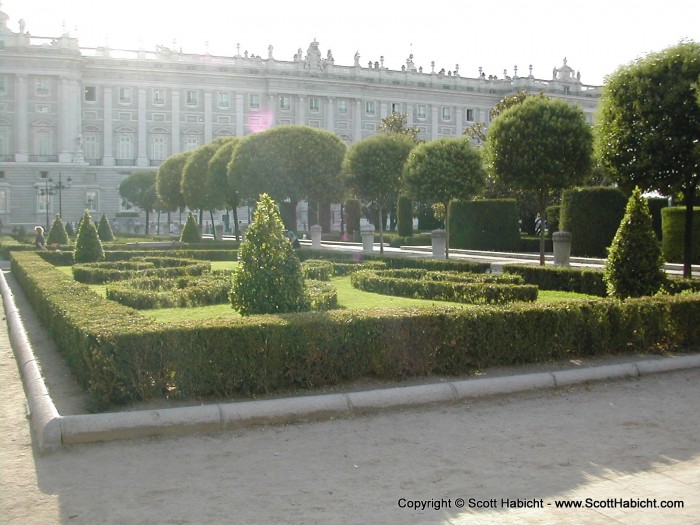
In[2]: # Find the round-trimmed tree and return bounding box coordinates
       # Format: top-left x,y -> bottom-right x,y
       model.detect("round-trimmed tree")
230,194 -> 309,315
604,187 -> 665,298
74,210 -> 105,263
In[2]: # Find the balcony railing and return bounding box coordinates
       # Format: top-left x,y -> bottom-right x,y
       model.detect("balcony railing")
115,159 -> 136,166
86,158 -> 103,166
28,155 -> 59,162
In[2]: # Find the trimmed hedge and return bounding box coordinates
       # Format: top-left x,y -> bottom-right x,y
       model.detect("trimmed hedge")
397,195 -> 414,237
302,260 -> 335,281
11,251 -> 700,410
350,269 -> 538,304
661,207 -> 700,264
560,186 -> 627,257
503,264 -> 607,296
546,205 -> 561,234
73,257 -> 210,284
106,274 -> 231,309
449,199 -> 520,252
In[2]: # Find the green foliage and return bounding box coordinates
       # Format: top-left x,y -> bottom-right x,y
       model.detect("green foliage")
378,112 -> 422,143
596,41 -> 700,277
230,194 -> 309,315
546,205 -> 561,234
661,207 -> 700,264
65,221 -> 75,238
182,138 -> 233,214
46,215 -> 69,245
12,250 -> 700,409
485,96 -> 593,263
301,260 -> 335,281
350,268 -> 537,304
156,152 -> 191,211
449,199 -> 520,251
97,213 -> 115,242
180,212 -> 202,243
646,198 -> 668,241
503,264 -> 606,296
106,274 -> 231,309
73,257 -> 210,284
605,188 -> 666,298
74,210 -> 105,263
345,199 -> 361,236
559,187 -> 628,257
397,195 -> 413,237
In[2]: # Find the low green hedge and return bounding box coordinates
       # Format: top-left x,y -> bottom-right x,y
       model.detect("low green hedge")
11,251 -> 700,411
106,274 -> 231,309
350,269 -> 538,304
302,260 -> 335,281
305,280 -> 338,311
73,257 -> 210,284
503,264 -> 607,296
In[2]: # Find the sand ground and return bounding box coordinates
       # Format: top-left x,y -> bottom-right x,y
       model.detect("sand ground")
1,269 -> 700,525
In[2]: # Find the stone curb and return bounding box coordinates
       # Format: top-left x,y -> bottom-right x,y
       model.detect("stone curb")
3,268 -> 700,453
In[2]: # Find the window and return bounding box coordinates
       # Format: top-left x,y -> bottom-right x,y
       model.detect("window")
84,135 -> 99,160
337,99 -> 348,114
185,136 -> 199,151
441,106 -> 452,121
218,92 -> 230,108
564,86 -> 571,95
309,97 -> 320,111
37,191 -> 51,213
84,86 -> 97,102
391,103 -> 401,114
279,96 -> 291,111
118,134 -> 134,160
36,78 -> 50,95
416,105 -> 427,119
119,87 -> 132,104
186,90 -> 198,106
365,101 -> 375,116
152,136 -> 167,161
466,109 -> 474,122
36,105 -> 49,113
153,89 -> 164,104
85,191 -> 98,212
249,94 -> 260,109
0,189 -> 6,213
36,134 -> 51,156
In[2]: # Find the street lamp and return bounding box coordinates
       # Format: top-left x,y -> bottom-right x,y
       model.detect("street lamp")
34,173 -> 72,231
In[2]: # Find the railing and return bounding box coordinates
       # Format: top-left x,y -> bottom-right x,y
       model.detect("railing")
115,159 -> 136,166
28,155 -> 59,162
86,158 -> 103,166
0,155 -> 15,162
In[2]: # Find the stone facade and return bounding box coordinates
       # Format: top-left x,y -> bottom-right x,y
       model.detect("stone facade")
0,7 -> 601,231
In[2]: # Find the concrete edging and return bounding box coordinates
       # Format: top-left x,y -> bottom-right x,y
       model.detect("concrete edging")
3,267 -> 700,452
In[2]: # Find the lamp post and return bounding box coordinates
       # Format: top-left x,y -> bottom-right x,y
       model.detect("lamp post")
35,173 -> 72,231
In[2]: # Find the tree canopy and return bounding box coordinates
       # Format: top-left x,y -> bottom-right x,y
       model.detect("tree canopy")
343,133 -> 415,253
119,171 -> 158,234
156,151 -> 191,212
596,41 -> 700,277
378,112 -> 422,143
485,96 -> 593,264
403,137 -> 486,257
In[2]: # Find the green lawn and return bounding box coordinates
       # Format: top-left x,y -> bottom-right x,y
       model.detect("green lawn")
56,261 -> 598,324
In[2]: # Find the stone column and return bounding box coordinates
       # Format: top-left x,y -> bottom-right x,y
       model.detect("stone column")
310,224 -> 322,249
59,77 -> 74,162
296,95 -> 305,125
102,86 -> 114,165
380,102 -> 388,120
361,225 -> 375,253
326,97 -> 334,132
353,99 -> 362,142
137,88 -> 148,166
431,106 -> 439,140
204,92 -> 213,143
14,75 -> 29,162
456,106 -> 463,134
235,93 -> 245,137
552,231 -> 572,266
431,229 -> 446,259
171,89 -> 181,153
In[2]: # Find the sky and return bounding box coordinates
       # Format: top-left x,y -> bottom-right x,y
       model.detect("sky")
3,0 -> 699,87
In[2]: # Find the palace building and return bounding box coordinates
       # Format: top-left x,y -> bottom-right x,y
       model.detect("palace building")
0,6 -> 601,232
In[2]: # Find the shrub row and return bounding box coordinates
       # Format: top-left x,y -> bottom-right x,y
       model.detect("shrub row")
350,269 -> 538,304
106,274 -> 231,309
12,251 -> 700,410
73,257 -> 210,284
502,264 -> 607,296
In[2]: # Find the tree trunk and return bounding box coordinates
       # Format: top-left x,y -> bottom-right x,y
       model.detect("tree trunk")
538,190 -> 549,266
233,207 -> 240,242
209,210 -> 216,240
683,186 -> 696,278
145,210 -> 150,235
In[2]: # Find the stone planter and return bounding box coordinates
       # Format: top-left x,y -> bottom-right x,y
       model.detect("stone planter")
431,229 -> 446,259
310,225 -> 322,249
552,231 -> 572,266
361,225 -> 375,253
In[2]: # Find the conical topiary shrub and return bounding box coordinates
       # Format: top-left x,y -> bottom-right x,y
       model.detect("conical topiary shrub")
180,212 -> 201,243
74,210 -> 105,263
46,215 -> 69,246
97,213 -> 115,242
230,194 -> 309,315
604,187 -> 666,298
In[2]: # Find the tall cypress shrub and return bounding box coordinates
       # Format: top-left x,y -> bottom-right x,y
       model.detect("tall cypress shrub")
74,210 -> 105,263
605,187 -> 665,298
560,187 -> 627,257
397,195 -> 413,237
97,213 -> 115,242
46,215 -> 69,245
180,212 -> 202,243
230,194 -> 309,315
